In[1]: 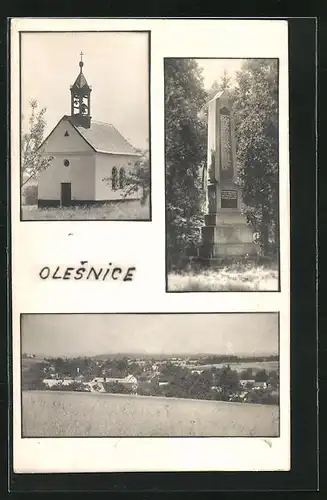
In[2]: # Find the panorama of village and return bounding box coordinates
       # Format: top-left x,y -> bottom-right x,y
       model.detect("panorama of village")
23,353 -> 279,405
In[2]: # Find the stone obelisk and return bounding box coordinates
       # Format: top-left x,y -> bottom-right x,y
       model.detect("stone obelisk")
200,91 -> 257,261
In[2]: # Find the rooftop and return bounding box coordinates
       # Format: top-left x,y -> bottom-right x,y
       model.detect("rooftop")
71,72 -> 90,90
70,118 -> 141,156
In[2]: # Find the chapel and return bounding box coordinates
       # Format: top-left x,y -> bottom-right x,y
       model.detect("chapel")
37,53 -> 142,207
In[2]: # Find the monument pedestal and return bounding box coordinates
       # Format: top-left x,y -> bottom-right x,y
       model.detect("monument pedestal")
200,210 -> 257,259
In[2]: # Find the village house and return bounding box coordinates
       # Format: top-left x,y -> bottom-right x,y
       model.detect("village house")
253,381 -> 268,390
239,379 -> 256,388
239,380 -> 269,390
42,378 -> 61,388
37,53 -> 142,208
91,374 -> 138,392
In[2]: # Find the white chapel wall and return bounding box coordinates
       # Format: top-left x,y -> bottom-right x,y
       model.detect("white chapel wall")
95,153 -> 142,201
38,118 -> 96,201
38,152 -> 95,201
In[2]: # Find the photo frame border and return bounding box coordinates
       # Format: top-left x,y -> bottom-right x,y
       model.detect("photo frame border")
19,311 -> 280,440
18,29 -> 152,223
163,56 -> 281,293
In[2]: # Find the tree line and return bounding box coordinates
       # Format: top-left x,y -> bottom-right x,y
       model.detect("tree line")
22,356 -> 279,405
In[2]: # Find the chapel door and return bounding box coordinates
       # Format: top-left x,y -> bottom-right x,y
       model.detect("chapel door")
61,183 -> 72,206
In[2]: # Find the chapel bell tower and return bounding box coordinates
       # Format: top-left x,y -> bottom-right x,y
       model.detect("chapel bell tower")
70,52 -> 92,129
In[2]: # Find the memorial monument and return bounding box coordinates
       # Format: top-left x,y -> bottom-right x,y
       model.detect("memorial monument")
200,91 -> 257,261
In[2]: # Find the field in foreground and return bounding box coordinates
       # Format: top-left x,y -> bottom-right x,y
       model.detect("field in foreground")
168,265 -> 279,292
22,201 -> 149,220
22,391 -> 279,437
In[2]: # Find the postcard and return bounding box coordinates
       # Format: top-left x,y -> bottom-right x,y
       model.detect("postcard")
10,17 -> 290,474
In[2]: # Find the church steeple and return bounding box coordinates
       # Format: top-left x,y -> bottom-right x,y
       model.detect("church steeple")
70,52 -> 92,129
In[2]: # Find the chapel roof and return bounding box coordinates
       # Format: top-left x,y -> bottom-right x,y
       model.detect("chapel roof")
73,119 -> 141,156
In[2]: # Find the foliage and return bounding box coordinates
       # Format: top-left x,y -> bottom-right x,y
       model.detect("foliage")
165,59 -> 207,269
21,99 -> 53,186
255,369 -> 269,382
246,389 -> 279,405
233,59 -> 279,256
217,365 -> 241,400
22,184 -> 38,205
123,149 -> 150,204
240,368 -> 254,380
267,370 -> 279,388
207,69 -> 233,101
103,382 -> 133,394
48,382 -> 89,392
102,149 -> 150,205
21,360 -> 49,391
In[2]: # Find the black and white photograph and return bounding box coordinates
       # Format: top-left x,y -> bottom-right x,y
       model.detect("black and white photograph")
21,313 -> 279,438
165,58 -> 279,291
20,31 -> 150,221
11,18 -> 290,476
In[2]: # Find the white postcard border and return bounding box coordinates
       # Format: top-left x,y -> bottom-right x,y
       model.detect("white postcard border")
11,17 -> 290,473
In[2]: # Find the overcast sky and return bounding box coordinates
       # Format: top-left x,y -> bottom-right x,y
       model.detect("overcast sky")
21,32 -> 149,150
195,58 -> 244,90
22,313 -> 278,357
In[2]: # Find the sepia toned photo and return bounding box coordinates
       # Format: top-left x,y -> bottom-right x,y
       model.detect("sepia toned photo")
20,31 -> 150,221
165,58 -> 280,291
21,313 -> 279,438
12,18 -> 290,475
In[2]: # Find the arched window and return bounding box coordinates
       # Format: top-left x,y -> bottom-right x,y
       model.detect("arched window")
111,167 -> 118,190
119,167 -> 126,189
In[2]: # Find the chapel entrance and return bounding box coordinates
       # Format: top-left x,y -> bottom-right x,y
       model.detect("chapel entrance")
61,183 -> 72,206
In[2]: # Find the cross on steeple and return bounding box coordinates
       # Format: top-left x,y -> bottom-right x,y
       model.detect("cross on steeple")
79,51 -> 84,71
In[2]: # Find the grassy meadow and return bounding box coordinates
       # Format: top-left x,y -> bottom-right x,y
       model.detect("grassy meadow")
22,200 -> 149,221
168,262 -> 279,292
22,390 -> 279,438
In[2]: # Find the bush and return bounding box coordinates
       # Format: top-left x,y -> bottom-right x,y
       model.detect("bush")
48,382 -> 88,392
103,382 -> 133,394
22,184 -> 38,205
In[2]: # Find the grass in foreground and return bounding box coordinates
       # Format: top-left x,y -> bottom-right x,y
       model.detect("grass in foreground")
22,390 -> 279,437
22,201 -> 149,220
168,263 -> 279,291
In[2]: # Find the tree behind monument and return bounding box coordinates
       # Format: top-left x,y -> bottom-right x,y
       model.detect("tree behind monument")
234,59 -> 279,257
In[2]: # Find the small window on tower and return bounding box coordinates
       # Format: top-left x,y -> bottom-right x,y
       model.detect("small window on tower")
64,159 -> 70,167
64,131 -> 69,137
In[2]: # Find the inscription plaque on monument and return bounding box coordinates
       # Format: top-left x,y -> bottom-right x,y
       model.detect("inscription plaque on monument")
220,110 -> 233,180
221,189 -> 238,209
